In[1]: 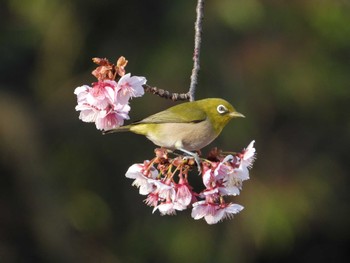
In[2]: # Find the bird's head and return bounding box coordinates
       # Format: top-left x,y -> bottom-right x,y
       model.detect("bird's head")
197,98 -> 245,133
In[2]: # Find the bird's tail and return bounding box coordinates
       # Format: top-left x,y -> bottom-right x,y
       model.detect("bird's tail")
102,125 -> 131,135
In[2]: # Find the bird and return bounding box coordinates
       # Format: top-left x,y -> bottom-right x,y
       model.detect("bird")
103,98 -> 244,169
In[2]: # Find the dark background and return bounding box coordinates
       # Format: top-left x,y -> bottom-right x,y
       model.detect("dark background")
1,0 -> 349,262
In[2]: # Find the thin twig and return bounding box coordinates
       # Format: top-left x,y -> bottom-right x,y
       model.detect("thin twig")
189,0 -> 205,102
96,1 -> 206,102
143,84 -> 190,101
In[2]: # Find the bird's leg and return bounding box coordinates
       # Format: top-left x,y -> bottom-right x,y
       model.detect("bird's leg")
178,148 -> 202,174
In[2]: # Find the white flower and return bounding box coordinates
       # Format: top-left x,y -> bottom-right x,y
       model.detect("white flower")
74,80 -> 133,130
74,85 -> 90,103
191,201 -> 244,225
95,103 -> 130,130
218,185 -> 240,196
241,140 -> 256,169
75,103 -> 100,123
153,202 -> 177,215
116,73 -> 147,104
152,180 -> 176,201
151,181 -> 192,214
125,163 -> 158,195
175,184 -> 192,207
202,169 -> 214,189
214,156 -> 234,180
220,141 -> 256,193
202,156 -> 241,197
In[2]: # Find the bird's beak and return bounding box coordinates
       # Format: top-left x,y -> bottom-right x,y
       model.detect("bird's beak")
230,111 -> 245,118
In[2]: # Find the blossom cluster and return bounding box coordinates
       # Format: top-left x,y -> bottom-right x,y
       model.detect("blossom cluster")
74,57 -> 147,130
74,56 -> 257,224
125,141 -> 256,224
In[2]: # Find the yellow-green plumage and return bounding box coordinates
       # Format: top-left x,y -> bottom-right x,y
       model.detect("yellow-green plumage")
103,98 -> 244,151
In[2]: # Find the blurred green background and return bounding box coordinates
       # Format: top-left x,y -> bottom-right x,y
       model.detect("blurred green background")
1,0 -> 349,262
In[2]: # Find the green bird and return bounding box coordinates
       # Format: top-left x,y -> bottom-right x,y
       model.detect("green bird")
103,98 -> 244,167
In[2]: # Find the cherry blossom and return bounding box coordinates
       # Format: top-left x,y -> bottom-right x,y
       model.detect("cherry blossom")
175,183 -> 193,207
125,162 -> 158,195
75,56 -> 257,225
191,201 -> 244,224
116,73 -> 147,104
153,202 -> 177,216
124,141 -> 256,224
94,104 -> 130,131
75,77 -> 147,130
241,140 -> 256,168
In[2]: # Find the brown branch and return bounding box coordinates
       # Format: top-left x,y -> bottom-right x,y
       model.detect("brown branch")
143,0 -> 206,102
91,0 -> 207,103
189,0 -> 205,102
143,84 -> 190,101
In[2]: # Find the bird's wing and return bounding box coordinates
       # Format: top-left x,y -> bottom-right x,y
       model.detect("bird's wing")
134,105 -> 207,124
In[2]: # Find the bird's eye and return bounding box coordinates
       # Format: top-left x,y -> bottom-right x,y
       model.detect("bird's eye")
217,104 -> 228,114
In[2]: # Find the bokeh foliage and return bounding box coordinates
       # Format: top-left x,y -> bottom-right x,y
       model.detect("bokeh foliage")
1,0 -> 349,262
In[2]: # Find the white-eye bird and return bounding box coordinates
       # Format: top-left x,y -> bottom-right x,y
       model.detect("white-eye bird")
103,98 -> 244,169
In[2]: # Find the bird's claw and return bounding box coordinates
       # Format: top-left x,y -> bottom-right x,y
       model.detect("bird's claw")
179,149 -> 202,174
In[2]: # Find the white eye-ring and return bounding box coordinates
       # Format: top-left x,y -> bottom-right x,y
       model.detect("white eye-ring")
217,104 -> 228,114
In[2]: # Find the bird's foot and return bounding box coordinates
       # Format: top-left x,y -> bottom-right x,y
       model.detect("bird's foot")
178,148 -> 202,174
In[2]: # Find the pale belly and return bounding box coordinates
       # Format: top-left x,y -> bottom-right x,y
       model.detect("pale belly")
145,121 -> 218,151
